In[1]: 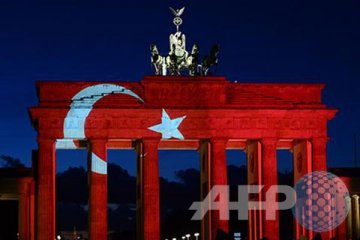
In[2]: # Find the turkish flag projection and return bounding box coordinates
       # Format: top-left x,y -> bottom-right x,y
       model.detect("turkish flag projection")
29,77 -> 337,240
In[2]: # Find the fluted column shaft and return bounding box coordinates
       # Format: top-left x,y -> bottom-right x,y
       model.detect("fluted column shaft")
210,138 -> 229,238
141,139 -> 160,240
88,139 -> 108,240
36,139 -> 56,240
261,138 -> 279,240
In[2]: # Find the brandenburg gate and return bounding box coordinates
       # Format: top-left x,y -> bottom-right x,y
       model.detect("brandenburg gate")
29,76 -> 337,240
28,6 -> 338,240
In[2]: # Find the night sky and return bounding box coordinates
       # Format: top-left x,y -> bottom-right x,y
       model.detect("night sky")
0,0 -> 359,179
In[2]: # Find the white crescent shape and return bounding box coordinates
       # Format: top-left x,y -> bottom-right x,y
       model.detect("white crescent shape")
63,83 -> 143,140
91,152 -> 107,174
56,83 -> 143,175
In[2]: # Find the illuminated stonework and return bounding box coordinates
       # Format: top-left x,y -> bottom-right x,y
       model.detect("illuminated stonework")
148,109 -> 186,140
29,76 -> 338,240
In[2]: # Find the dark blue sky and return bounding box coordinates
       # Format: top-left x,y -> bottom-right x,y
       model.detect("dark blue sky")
0,1 -> 359,178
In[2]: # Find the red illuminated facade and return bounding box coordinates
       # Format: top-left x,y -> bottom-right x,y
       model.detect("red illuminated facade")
28,76 -> 338,240
0,168 -> 35,240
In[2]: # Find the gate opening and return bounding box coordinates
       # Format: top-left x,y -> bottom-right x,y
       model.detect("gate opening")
56,149 -> 88,238
277,150 -> 294,240
227,149 -> 247,237
159,150 -> 201,239
107,149 -> 137,239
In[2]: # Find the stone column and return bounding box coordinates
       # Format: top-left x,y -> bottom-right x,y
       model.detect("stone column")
311,137 -> 330,239
36,139 -> 56,240
88,139 -> 108,240
246,140 -> 262,240
336,211 -> 347,240
261,138 -> 279,240
210,138 -> 229,238
18,179 -> 30,240
135,140 -> 144,240
346,197 -> 352,239
352,194 -> 360,239
292,140 -> 312,240
200,140 -> 211,240
312,138 -> 328,172
30,180 -> 35,240
141,138 -> 160,240
249,208 -> 253,240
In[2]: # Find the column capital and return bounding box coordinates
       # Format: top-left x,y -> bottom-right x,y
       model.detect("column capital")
88,138 -> 108,144
246,139 -> 261,144
352,194 -> 360,200
141,137 -> 161,144
292,139 -> 309,145
199,139 -> 210,145
261,138 -> 278,148
210,137 -> 228,145
291,139 -> 311,153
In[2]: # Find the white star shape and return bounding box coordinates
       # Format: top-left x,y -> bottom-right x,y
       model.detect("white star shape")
148,109 -> 186,140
